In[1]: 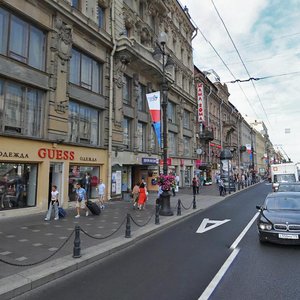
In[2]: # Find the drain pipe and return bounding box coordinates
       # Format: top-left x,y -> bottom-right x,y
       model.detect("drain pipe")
107,0 -> 117,200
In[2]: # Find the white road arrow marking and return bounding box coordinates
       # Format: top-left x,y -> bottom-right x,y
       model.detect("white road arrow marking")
196,218 -> 231,233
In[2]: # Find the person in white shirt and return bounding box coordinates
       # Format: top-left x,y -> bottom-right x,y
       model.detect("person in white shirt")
45,185 -> 59,221
97,179 -> 106,209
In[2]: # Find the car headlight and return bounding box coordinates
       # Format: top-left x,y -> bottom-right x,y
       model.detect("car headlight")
259,223 -> 272,230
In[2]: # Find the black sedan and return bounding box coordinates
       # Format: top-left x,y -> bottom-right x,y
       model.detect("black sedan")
256,192 -> 300,244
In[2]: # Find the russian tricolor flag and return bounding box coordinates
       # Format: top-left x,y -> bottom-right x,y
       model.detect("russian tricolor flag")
146,91 -> 161,147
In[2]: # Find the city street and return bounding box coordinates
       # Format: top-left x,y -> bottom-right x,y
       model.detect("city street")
13,183 -> 286,300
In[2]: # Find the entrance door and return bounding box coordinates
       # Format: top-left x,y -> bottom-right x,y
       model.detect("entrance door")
49,163 -> 63,206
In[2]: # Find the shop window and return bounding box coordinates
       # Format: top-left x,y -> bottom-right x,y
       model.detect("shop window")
0,78 -> 44,137
0,7 -> 46,71
70,48 -> 103,94
68,100 -> 101,145
0,163 -> 37,210
68,165 -> 100,201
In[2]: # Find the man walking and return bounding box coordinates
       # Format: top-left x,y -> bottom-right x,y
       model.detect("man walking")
75,182 -> 89,218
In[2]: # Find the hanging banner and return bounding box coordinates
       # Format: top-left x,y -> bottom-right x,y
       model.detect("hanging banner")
246,144 -> 251,154
146,91 -> 161,147
197,83 -> 204,123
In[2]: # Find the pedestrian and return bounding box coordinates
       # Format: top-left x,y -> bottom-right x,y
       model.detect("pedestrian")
83,172 -> 91,199
75,182 -> 89,218
137,182 -> 147,210
219,178 -> 226,196
192,177 -> 197,196
96,179 -> 106,209
157,185 -> 163,206
132,182 -> 140,209
196,177 -> 200,194
45,185 -> 59,221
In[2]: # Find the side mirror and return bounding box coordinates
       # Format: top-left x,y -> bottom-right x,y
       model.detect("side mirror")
256,205 -> 262,210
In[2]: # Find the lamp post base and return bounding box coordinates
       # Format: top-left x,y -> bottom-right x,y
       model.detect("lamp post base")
159,190 -> 174,216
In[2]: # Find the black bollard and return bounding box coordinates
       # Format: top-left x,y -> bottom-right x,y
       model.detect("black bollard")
193,195 -> 196,209
238,181 -> 240,191
177,199 -> 182,216
73,225 -> 81,258
125,213 -> 131,238
155,204 -> 160,225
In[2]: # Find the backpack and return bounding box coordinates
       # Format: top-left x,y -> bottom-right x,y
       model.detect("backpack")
58,207 -> 67,218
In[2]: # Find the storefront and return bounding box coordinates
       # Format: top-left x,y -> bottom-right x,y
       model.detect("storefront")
0,136 -> 107,216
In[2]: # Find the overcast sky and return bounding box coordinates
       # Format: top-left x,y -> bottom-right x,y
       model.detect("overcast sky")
180,0 -> 300,163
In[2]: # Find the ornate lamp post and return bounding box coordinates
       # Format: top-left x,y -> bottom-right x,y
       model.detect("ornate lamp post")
154,32 -> 174,216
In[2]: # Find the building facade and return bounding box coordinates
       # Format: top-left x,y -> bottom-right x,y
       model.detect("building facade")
0,0 -> 111,215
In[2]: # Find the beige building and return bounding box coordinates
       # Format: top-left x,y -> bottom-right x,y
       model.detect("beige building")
0,0 -> 111,216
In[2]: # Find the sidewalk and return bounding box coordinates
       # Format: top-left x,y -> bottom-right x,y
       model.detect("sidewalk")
0,183 -> 246,299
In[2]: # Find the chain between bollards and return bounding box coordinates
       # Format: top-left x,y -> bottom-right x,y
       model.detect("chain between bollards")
125,213 -> 131,238
193,195 -> 196,209
177,199 -> 182,216
73,225 -> 81,258
155,204 -> 160,224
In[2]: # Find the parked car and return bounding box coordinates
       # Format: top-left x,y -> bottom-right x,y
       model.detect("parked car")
256,192 -> 300,244
277,182 -> 300,192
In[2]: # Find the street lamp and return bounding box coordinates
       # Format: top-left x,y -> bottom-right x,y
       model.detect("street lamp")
154,31 -> 174,216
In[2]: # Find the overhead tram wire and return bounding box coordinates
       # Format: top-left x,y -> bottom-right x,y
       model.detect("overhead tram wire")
210,0 -> 272,129
225,70 -> 300,83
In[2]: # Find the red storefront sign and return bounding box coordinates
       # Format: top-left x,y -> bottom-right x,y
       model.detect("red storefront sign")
195,159 -> 202,167
197,82 -> 204,123
159,158 -> 172,166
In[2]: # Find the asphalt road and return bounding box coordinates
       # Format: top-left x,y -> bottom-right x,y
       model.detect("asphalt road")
14,183 -> 275,300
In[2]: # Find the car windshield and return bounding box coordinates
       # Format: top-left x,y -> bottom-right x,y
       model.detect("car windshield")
274,174 -> 296,183
266,196 -> 300,210
278,185 -> 300,192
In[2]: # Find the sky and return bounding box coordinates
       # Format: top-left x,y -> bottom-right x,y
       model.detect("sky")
180,0 -> 300,163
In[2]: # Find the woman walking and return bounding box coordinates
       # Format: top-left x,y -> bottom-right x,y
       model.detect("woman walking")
132,182 -> 140,209
137,182 -> 147,210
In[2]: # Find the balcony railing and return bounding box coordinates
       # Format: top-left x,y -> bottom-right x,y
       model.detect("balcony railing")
199,130 -> 214,141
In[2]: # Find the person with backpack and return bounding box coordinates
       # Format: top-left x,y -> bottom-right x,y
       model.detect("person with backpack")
75,182 -> 89,218
45,185 -> 59,221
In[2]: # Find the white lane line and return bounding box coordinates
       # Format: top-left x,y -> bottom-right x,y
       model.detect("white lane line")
198,248 -> 240,300
230,212 -> 259,250
198,212 -> 259,300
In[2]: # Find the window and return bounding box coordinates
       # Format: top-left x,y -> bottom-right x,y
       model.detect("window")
0,78 -> 44,137
138,83 -> 146,111
123,117 -> 131,149
0,163 -> 38,210
168,132 -> 177,155
98,4 -> 105,29
71,0 -> 80,9
68,101 -> 100,145
183,110 -> 190,129
70,48 -> 102,93
0,7 -> 46,70
137,122 -> 146,152
123,75 -> 132,105
167,101 -> 176,123
183,136 -> 191,156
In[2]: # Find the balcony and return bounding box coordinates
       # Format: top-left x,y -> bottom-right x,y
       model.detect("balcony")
199,130 -> 214,141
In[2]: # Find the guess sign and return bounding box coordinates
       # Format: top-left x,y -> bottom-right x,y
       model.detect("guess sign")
197,82 -> 204,123
38,148 -> 75,160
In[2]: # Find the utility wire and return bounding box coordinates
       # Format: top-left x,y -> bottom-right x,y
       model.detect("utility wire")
225,71 -> 300,83
211,0 -> 272,129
